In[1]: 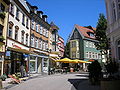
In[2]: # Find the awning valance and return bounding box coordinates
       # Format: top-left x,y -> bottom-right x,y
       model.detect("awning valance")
8,47 -> 30,54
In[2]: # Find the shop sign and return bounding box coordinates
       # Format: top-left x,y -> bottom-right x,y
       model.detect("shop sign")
12,44 -> 21,49
6,51 -> 10,56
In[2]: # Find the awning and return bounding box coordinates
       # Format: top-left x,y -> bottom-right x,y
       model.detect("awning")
8,47 -> 30,54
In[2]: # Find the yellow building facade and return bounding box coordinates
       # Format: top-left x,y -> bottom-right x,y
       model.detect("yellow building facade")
0,0 -> 10,75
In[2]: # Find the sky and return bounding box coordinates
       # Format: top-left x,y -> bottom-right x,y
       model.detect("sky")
27,0 -> 106,44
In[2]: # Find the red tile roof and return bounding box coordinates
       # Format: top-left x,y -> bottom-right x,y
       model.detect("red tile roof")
75,24 -> 95,39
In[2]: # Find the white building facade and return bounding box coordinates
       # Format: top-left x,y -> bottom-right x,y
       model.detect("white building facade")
105,0 -> 120,62
5,0 -> 31,75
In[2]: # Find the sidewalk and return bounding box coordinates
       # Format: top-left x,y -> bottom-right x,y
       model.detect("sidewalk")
1,73 -> 42,90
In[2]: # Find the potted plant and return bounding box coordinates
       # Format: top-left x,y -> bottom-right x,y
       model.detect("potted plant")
0,74 -> 7,81
0,36 -> 5,42
101,60 -> 120,90
88,60 -> 102,85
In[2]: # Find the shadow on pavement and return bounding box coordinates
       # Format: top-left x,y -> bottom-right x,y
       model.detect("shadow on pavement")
68,78 -> 88,90
75,74 -> 89,78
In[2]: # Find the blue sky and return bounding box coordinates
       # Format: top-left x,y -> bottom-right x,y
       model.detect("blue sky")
27,0 -> 106,44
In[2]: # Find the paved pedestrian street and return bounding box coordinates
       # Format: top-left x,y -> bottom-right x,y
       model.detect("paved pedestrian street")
5,73 -> 100,90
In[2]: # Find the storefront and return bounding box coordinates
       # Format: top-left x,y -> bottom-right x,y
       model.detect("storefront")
29,53 -> 49,74
4,48 -> 29,75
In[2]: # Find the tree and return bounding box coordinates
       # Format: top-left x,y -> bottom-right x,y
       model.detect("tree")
95,13 -> 109,61
63,42 -> 70,58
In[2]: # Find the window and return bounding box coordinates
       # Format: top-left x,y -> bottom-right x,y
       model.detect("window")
98,54 -> 101,59
89,52 -> 92,59
92,52 -> 95,59
118,0 -> 120,18
86,41 -> 88,47
35,38 -> 38,48
0,3 -> 5,12
74,31 -> 78,38
31,21 -> 34,30
43,42 -> 45,50
93,43 -> 95,48
40,26 -> 42,34
15,30 -> 18,40
113,2 -> 116,21
26,18 -> 29,28
31,36 -> 34,47
39,39 -> 42,49
26,34 -> 28,45
21,30 -> 25,43
36,24 -> 39,32
86,52 -> 89,58
0,24 -> 3,36
16,8 -> 19,20
8,25 -> 12,38
72,51 -> 76,58
95,53 -> 98,59
9,3 -> 14,15
22,14 -> 25,25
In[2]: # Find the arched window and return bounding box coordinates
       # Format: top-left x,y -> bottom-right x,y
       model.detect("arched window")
26,33 -> 29,46
15,26 -> 19,40
8,21 -> 14,38
21,30 -> 25,44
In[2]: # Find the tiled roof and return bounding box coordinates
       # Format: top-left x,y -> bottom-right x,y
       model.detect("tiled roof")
75,24 -> 95,39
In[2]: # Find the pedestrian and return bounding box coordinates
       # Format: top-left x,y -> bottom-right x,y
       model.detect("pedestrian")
20,65 -> 24,78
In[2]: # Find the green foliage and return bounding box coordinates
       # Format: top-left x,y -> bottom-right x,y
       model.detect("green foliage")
88,60 -> 102,84
0,74 -> 7,81
63,42 -> 70,58
105,60 -> 119,76
0,36 -> 5,41
95,13 -> 109,55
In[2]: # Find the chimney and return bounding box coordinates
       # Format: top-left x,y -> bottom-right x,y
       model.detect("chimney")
31,6 -> 38,14
37,11 -> 43,18
42,15 -> 48,22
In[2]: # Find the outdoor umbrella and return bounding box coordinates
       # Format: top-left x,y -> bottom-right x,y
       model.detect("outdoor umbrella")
55,58 -> 73,63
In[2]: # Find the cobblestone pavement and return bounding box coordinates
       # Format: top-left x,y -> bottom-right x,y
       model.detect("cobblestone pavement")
4,72 -> 100,90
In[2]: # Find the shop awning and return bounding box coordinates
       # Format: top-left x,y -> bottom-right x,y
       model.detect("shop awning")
8,47 -> 30,54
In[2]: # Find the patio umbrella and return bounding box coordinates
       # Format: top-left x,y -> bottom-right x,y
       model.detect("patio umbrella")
55,58 -> 73,63
73,59 -> 89,63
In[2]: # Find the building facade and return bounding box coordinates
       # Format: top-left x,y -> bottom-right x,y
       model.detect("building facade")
5,0 -> 31,75
58,36 -> 64,58
105,0 -> 120,62
68,25 -> 101,69
0,0 -> 10,76
28,4 -> 50,74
